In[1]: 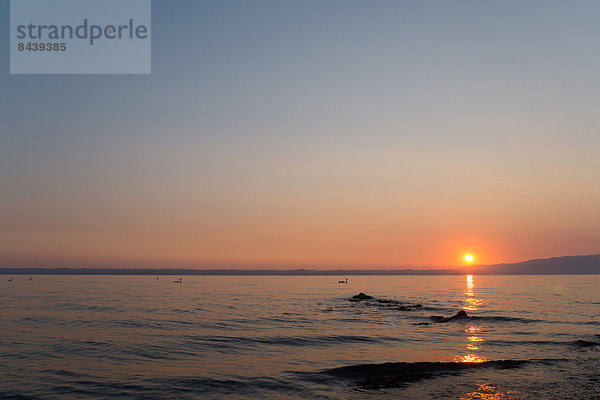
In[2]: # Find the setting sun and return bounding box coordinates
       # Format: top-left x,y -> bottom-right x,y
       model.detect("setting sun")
465,254 -> 475,263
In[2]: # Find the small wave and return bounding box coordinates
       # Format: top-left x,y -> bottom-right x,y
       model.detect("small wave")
85,305 -> 123,312
193,334 -> 405,348
320,359 -> 529,388
150,375 -> 321,399
21,316 -> 64,325
348,294 -> 424,311
41,369 -> 90,378
481,316 -> 543,323
0,391 -> 39,400
483,339 -> 600,348
429,312 -> 541,324
579,320 -> 600,326
111,319 -> 201,330
170,308 -> 193,313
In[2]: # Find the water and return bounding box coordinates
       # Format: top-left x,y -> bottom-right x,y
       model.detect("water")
1,274 -> 599,399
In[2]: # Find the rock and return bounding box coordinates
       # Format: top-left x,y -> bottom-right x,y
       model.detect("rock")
575,340 -> 600,347
352,292 -> 373,300
431,310 -> 472,323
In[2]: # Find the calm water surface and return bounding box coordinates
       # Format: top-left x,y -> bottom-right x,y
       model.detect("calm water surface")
1,275 -> 599,399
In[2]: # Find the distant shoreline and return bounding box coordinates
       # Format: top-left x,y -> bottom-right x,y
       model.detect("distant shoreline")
0,268 -> 462,276
2,254 -> 600,275
1,268 -> 599,276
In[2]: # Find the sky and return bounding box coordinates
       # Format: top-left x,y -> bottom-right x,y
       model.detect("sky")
2,0 -> 600,269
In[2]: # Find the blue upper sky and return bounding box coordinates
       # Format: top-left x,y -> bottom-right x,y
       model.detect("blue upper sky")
2,1 -> 600,268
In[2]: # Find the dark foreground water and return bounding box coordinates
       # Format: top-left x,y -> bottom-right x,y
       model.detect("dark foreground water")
1,274 -> 599,399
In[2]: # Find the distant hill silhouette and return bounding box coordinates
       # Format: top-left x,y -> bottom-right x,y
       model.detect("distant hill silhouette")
1,254 -> 599,275
474,254 -> 600,274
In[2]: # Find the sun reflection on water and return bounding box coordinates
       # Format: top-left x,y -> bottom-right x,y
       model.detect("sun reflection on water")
468,334 -> 484,342
466,275 -> 474,289
457,275 -> 487,363
464,274 -> 482,311
456,353 -> 487,363
466,326 -> 479,334
460,383 -> 520,400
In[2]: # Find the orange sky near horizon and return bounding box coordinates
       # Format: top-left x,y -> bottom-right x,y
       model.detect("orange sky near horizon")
2,180 -> 598,269
2,128 -> 599,269
2,133 -> 600,269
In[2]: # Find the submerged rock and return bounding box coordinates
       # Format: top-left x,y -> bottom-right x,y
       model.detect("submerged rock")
352,292 -> 374,300
322,359 -> 527,389
349,294 -> 423,311
431,310 -> 474,323
574,340 -> 600,348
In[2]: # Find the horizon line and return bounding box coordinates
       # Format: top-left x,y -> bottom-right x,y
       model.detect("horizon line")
1,252 -> 599,273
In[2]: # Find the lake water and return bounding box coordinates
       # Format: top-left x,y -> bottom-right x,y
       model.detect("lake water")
1,274 -> 599,399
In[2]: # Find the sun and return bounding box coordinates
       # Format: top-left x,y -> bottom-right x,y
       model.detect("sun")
464,254 -> 474,263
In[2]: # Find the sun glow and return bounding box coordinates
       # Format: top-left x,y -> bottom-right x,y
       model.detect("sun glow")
464,254 -> 474,263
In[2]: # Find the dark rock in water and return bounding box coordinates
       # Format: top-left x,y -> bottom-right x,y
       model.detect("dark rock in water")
574,340 -> 600,347
431,310 -> 473,323
413,322 -> 431,326
348,294 -> 422,311
323,359 -> 527,389
352,292 -> 373,300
